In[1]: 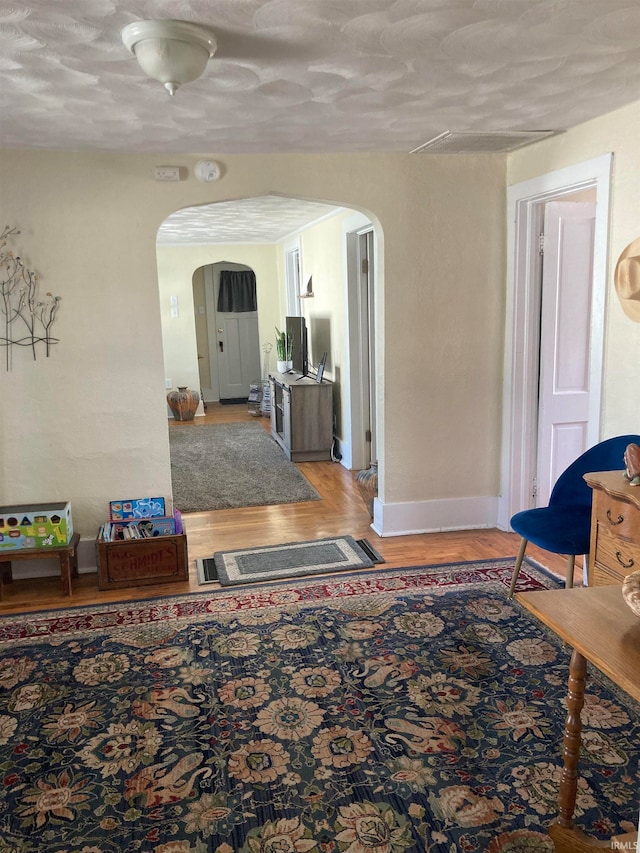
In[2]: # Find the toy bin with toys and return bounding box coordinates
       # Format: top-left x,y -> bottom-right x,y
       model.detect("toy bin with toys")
0,502 -> 73,551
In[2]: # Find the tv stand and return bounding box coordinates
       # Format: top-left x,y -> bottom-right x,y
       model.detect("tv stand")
269,371 -> 333,462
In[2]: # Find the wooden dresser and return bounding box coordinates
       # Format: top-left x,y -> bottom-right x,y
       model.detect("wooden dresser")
584,470 -> 640,586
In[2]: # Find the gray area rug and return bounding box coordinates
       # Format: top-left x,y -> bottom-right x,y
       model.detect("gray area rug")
197,536 -> 385,586
169,422 -> 320,512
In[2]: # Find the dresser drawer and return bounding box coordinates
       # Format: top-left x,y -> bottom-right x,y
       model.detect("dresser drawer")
591,561 -> 632,587
593,491 -> 640,541
591,524 -> 640,584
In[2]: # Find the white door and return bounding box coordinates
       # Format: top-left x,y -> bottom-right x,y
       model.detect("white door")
216,313 -> 261,400
536,201 -> 596,505
205,264 -> 261,401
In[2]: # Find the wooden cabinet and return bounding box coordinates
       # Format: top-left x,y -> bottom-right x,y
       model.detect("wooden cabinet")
584,470 -> 640,586
270,371 -> 333,462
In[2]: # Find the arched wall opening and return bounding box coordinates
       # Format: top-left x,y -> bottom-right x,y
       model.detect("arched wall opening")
155,194 -> 384,506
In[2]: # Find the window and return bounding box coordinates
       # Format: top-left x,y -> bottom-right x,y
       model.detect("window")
285,245 -> 301,316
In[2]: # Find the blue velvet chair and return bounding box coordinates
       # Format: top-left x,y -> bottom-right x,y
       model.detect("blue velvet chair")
508,434 -> 640,598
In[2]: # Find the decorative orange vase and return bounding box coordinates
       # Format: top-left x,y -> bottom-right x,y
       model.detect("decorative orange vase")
167,386 -> 199,421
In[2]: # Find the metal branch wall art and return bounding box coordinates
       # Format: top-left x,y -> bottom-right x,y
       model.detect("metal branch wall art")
0,226 -> 61,370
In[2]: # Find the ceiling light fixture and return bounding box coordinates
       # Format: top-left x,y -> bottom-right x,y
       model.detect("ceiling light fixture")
121,20 -> 217,96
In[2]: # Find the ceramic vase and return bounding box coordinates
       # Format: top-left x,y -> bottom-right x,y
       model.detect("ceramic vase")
277,360 -> 293,373
167,386 -> 200,421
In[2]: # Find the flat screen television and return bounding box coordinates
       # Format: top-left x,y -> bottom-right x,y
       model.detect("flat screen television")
286,315 -> 308,375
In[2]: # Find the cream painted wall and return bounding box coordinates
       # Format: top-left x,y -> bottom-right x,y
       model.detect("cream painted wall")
156,243 -> 281,403
0,106 -> 637,566
297,211 -> 352,439
0,148 -> 505,560
508,100 -> 640,435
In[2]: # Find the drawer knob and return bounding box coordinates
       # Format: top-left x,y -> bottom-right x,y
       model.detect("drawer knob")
615,550 -> 635,570
606,509 -> 624,525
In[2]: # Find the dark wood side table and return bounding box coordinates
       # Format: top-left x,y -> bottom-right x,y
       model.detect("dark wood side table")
517,585 -> 640,852
0,532 -> 81,598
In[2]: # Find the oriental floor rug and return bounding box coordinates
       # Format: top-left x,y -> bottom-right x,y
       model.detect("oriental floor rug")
0,558 -> 638,853
169,422 -> 320,513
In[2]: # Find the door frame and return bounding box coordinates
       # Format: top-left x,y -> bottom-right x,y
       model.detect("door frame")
498,153 -> 613,530
203,261 -> 260,402
358,228 -> 376,466
344,212 -> 378,471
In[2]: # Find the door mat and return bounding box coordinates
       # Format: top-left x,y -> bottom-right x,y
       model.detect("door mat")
196,536 -> 385,586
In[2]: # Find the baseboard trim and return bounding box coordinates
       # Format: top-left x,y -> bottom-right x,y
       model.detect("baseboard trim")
374,495 -> 499,537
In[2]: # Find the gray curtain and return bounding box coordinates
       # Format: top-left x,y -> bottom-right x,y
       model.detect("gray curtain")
217,270 -> 257,312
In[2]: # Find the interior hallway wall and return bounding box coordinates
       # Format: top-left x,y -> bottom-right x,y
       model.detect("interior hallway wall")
1,147 -> 505,557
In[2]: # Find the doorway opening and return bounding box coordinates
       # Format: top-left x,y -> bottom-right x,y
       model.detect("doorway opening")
498,154 -> 612,530
195,261 -> 261,404
157,195 -> 382,487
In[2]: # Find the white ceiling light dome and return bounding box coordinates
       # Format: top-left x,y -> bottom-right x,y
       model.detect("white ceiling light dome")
121,20 -> 217,96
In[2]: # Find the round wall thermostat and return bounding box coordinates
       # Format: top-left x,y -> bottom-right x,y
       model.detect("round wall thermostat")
194,160 -> 222,182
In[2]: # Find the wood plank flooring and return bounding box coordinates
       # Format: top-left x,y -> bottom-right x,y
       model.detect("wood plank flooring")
0,404 -> 573,615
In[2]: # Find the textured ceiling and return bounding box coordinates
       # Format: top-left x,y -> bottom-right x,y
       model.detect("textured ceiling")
157,196 -> 342,245
4,1 -> 638,244
1,0 -> 639,155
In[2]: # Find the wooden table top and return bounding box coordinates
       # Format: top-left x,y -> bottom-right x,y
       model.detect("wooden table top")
517,585 -> 640,703
583,470 -> 640,509
0,531 -> 80,561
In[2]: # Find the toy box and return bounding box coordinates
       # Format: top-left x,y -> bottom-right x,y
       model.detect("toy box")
0,502 -> 73,551
110,516 -> 176,540
100,509 -> 182,542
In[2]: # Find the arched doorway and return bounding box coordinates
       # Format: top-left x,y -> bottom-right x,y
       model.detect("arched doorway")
156,194 -> 381,482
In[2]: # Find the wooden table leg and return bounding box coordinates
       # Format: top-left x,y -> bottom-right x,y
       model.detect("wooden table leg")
548,649 -> 636,851
59,553 -> 73,596
0,561 -> 12,601
558,647 -> 587,828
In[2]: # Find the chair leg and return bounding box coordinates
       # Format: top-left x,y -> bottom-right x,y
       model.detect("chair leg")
508,538 -> 528,599
565,554 -> 575,589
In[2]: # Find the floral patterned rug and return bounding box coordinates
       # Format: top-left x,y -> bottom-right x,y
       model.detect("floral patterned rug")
0,558 -> 638,853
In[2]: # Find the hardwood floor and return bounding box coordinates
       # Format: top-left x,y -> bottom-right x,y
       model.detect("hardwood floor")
0,404 -> 573,615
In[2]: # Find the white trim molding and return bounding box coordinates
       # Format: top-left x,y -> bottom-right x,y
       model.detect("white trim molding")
499,153 -> 612,530
373,496 -> 499,537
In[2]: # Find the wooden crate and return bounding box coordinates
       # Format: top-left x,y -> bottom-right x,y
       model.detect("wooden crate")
95,534 -> 188,590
